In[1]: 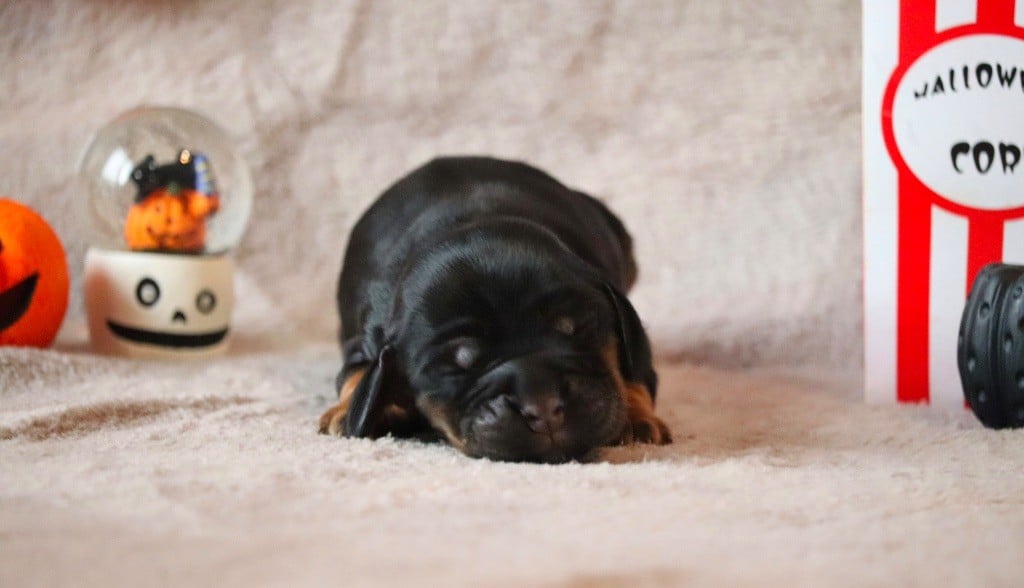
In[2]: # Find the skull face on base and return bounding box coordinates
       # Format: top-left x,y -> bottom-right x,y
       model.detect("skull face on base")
84,249 -> 233,358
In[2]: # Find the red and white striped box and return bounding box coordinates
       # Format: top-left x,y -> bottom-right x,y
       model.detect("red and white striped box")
864,0 -> 1024,406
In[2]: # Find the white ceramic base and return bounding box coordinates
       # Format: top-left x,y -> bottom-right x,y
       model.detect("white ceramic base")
84,248 -> 234,358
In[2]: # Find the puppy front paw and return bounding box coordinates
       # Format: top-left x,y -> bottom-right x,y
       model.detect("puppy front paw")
318,402 -> 348,436
618,382 -> 672,446
620,413 -> 672,445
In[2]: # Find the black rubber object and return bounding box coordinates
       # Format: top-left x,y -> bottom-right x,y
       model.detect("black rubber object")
958,263 -> 1024,429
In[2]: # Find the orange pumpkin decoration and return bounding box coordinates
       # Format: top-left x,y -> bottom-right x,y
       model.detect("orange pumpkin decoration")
124,187 -> 220,253
0,198 -> 69,347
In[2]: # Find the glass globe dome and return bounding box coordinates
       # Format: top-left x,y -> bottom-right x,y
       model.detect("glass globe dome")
77,106 -> 252,255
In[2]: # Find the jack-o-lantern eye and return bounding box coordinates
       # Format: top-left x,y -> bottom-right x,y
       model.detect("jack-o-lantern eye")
196,289 -> 216,314
0,238 -> 4,253
135,277 -> 160,307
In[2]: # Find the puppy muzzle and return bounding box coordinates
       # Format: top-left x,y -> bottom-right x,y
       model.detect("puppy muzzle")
462,354 -> 606,463
479,357 -> 567,433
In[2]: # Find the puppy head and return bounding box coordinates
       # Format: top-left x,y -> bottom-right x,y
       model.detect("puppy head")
344,223 -> 654,463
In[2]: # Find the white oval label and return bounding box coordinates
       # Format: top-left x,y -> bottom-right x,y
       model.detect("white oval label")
892,34 -> 1024,210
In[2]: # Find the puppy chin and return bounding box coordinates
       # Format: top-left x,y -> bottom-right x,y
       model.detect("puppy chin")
459,385 -> 626,464
462,416 -> 578,464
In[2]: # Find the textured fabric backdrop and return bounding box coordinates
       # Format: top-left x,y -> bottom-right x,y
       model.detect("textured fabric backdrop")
0,0 -> 862,368
10,3 -> 1016,588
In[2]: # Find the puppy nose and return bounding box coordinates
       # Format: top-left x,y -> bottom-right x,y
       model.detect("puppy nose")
487,356 -> 569,435
515,394 -> 565,435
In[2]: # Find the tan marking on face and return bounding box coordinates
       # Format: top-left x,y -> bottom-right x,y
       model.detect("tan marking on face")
601,339 -> 630,401
416,396 -> 467,452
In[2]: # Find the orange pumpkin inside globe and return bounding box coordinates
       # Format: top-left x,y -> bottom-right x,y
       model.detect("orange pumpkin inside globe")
0,198 -> 69,347
123,187 -> 220,253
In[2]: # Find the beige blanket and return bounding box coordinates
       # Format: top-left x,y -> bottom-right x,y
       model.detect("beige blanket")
2,1 -> 1023,586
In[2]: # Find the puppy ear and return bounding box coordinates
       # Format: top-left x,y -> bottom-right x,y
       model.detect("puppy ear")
342,345 -> 396,438
602,283 -> 658,396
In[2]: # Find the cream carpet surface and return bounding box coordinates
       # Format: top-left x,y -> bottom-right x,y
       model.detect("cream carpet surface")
2,1 -> 1024,586
3,340 -> 1022,588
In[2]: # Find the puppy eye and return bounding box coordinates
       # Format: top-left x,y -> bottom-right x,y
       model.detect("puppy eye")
453,342 -> 480,370
554,316 -> 575,336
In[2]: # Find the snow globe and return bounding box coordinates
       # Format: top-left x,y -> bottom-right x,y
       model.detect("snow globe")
77,106 -> 252,358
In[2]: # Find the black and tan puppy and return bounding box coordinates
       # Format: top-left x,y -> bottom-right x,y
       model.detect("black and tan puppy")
318,157 -> 670,462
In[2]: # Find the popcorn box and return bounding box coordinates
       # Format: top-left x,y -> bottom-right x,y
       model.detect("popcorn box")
863,0 -> 1024,406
